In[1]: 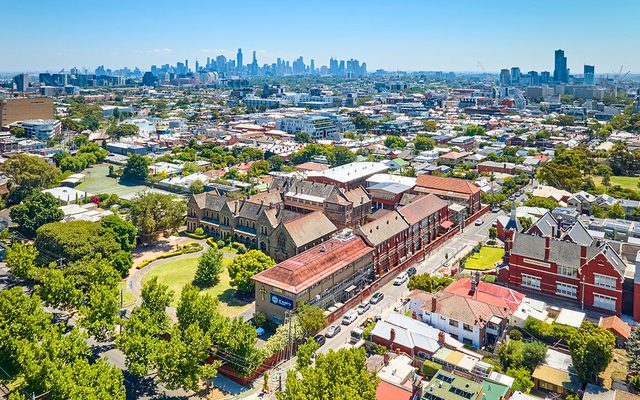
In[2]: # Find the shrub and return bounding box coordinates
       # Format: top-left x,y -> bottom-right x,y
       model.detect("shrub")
194,227 -> 204,236
481,274 -> 496,283
207,237 -> 218,249
422,360 -> 443,378
509,329 -> 523,341
630,375 -> 640,390
237,244 -> 247,254
372,344 -> 387,355
253,311 -> 268,328
217,240 -> 225,248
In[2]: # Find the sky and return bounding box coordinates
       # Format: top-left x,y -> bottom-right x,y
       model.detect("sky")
2,0 -> 640,74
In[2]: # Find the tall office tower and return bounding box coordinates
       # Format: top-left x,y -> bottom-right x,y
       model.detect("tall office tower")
251,51 -> 258,75
584,65 -> 595,85
540,71 -> 551,83
510,67 -> 521,85
499,69 -> 511,86
310,59 -> 315,75
185,59 -> 189,73
338,60 -> 345,75
527,71 -> 539,86
215,55 -> 227,73
195,60 -> 199,72
237,48 -> 243,73
206,57 -> 211,70
329,57 -> 339,76
554,49 -> 568,83
13,73 -> 29,92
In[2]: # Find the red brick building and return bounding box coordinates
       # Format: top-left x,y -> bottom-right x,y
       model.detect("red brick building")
414,175 -> 482,216
502,211 -> 638,320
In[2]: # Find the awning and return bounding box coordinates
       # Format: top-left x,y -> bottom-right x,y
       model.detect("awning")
344,285 -> 357,293
441,220 -> 454,229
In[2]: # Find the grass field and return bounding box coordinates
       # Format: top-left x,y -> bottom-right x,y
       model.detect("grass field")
593,175 -> 640,190
463,247 -> 504,271
76,164 -> 176,200
118,280 -> 137,308
141,256 -> 250,317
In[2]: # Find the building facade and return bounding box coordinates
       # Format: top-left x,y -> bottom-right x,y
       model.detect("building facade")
0,97 -> 54,127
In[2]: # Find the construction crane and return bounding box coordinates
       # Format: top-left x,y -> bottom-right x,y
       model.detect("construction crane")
614,65 -> 631,97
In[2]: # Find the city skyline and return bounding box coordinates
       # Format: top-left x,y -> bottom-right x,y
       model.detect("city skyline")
3,0 -> 640,73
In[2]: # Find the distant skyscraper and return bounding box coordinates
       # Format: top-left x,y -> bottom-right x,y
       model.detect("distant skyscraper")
510,67 -> 521,85
584,64 -> 595,85
13,73 -> 28,92
554,49 -> 568,83
236,48 -> 243,73
540,71 -> 551,83
499,69 -> 511,86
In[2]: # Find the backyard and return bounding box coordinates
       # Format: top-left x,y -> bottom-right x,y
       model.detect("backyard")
593,175 -> 640,191
463,247 -> 504,271
140,255 -> 251,317
75,164 -> 176,200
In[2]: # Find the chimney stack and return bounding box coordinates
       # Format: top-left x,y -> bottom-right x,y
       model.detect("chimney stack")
438,330 -> 445,344
431,296 -> 437,312
544,236 -> 550,259
390,328 -> 396,342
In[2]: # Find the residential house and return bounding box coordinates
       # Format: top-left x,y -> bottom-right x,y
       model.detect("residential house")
531,348 -> 581,396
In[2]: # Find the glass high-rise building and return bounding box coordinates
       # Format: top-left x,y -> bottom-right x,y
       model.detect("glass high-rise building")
236,48 -> 243,73
584,65 -> 595,85
554,49 -> 568,83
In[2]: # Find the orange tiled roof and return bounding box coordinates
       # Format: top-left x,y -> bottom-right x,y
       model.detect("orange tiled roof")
599,315 -> 631,339
415,175 -> 481,195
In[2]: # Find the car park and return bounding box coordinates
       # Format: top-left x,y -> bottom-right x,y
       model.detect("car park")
393,272 -> 408,285
369,292 -> 384,304
326,325 -> 341,337
342,310 -> 358,325
356,302 -> 370,315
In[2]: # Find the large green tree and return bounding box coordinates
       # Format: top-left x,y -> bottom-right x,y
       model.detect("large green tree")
129,192 -> 186,243
1,153 -> 61,190
569,321 -> 615,383
122,153 -> 150,182
194,247 -> 225,286
296,302 -> 328,337
227,250 -> 275,292
106,123 -> 140,140
5,241 -> 39,279
101,215 -> 137,251
278,348 -> 378,400
11,191 -> 64,237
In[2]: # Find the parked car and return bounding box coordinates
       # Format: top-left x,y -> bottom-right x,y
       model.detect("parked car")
369,292 -> 384,305
407,266 -> 417,276
326,325 -> 341,337
349,327 -> 364,345
313,334 -> 326,346
491,206 -> 501,213
475,219 -> 484,226
393,272 -> 408,285
356,302 -> 370,315
342,310 -> 358,325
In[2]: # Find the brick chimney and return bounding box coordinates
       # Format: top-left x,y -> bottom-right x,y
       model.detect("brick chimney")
544,236 -> 550,259
438,330 -> 445,344
580,245 -> 587,267
390,328 -> 396,342
431,296 -> 437,312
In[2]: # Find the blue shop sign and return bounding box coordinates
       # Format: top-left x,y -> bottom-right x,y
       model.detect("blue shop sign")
270,293 -> 294,310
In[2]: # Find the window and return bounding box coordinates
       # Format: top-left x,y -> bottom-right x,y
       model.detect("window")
594,274 -> 617,290
449,319 -> 458,328
556,282 -> 577,298
463,323 -> 473,332
521,274 -> 541,290
593,293 -> 617,311
557,265 -> 577,278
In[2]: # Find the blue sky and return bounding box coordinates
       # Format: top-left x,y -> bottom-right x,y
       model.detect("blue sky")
2,0 -> 640,73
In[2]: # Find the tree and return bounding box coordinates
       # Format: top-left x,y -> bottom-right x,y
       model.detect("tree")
407,273 -> 452,292
11,191 -> 64,237
1,153 -> 61,190
422,120 -> 438,132
506,367 -> 534,393
278,348 -> 378,400
294,132 -> 311,143
414,135 -> 435,151
569,321 -> 615,383
10,126 -> 26,137
536,162 -> 584,192
268,155 -> 284,171
627,327 -> 640,375
194,247 -> 225,286
189,179 -> 205,194
489,227 -> 497,240
523,196 -> 559,211
5,242 -> 38,279
463,125 -> 486,136
122,154 -> 150,182
590,204 -> 606,218
35,268 -> 83,311
228,250 -> 275,292
176,284 -> 221,335
296,303 -> 328,337
116,307 -> 162,376
101,215 -> 137,251
106,123 -> 140,140
129,192 -> 186,243
329,146 -> 356,167
352,113 -> 376,131
140,276 -> 174,331
296,338 -> 319,370
384,135 -> 406,149
607,202 -> 626,219
248,160 -> 270,177
79,284 -> 120,341
155,324 -> 220,391
521,340 -> 547,370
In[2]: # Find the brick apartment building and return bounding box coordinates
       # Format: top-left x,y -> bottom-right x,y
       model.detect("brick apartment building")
0,97 -> 54,128
414,175 -> 482,216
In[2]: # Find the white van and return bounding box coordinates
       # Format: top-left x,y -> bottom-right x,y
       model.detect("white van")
342,310 -> 358,325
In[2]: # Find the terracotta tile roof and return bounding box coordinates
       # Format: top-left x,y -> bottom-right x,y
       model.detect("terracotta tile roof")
375,381 -> 413,400
252,235 -> 373,293
397,194 -> 448,225
284,211 -> 337,247
444,278 -> 525,313
296,161 -> 330,171
439,151 -> 473,160
415,175 -> 481,195
599,315 -> 631,340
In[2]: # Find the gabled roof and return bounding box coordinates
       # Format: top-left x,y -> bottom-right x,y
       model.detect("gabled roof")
283,211 -> 337,247
444,278 -> 525,313
599,315 -> 631,340
357,211 -> 409,246
415,175 -> 480,195
527,211 -> 558,237
397,194 -> 448,225
562,220 -> 594,246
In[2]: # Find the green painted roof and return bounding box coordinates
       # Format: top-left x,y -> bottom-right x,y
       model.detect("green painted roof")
421,370 -> 482,400
481,380 -> 509,400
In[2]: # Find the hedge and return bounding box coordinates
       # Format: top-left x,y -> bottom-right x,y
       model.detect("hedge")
184,231 -> 206,240
206,237 -> 218,249
136,242 -> 204,269
422,360 -> 444,378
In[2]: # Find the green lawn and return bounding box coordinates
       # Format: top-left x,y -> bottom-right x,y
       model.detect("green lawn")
141,256 -> 250,317
118,280 -> 136,308
593,175 -> 640,191
463,247 -> 504,271
76,164 -> 176,200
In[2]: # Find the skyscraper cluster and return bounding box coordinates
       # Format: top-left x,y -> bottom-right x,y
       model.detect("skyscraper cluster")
498,49 -> 595,87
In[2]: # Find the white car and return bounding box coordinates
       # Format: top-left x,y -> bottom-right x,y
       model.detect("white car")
475,219 -> 484,226
393,272 -> 408,285
356,302 -> 370,315
342,310 -> 358,325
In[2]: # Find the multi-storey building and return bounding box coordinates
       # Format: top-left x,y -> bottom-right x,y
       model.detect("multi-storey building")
275,114 -> 341,140
0,97 -> 54,127
415,175 -> 482,216
502,211 -> 639,319
305,161 -> 389,190
19,119 -> 61,140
